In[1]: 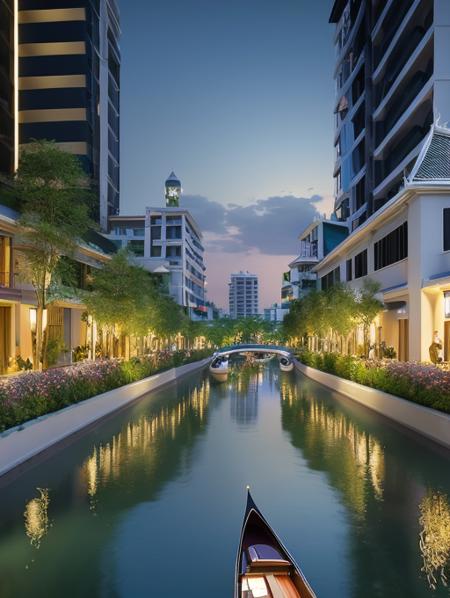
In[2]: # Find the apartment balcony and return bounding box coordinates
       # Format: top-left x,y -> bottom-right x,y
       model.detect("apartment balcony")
334,0 -> 365,75
374,99 -> 432,184
374,83 -> 433,158
374,64 -> 433,147
374,26 -> 433,111
373,0 -> 416,69
373,5 -> 433,91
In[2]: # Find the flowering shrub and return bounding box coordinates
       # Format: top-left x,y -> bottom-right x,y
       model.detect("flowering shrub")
0,349 -> 211,431
297,351 -> 450,414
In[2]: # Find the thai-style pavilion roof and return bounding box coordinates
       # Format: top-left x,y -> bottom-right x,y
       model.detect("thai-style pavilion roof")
407,123 -> 450,185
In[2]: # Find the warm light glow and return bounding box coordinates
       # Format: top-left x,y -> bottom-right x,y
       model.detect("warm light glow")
24,488 -> 50,548
419,491 -> 450,590
29,308 -> 37,333
14,0 -> 18,171
444,292 -> 450,319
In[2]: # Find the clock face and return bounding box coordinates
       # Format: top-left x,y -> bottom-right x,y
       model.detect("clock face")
166,186 -> 179,197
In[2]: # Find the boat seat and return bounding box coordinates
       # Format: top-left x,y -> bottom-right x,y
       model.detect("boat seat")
267,574 -> 301,598
241,575 -> 270,598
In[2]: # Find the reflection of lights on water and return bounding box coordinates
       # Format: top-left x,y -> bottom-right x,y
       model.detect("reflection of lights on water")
419,491 -> 450,590
284,389 -> 385,516
80,380 -> 210,503
24,488 -> 50,548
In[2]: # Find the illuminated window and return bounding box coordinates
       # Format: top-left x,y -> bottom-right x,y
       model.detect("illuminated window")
444,291 -> 450,319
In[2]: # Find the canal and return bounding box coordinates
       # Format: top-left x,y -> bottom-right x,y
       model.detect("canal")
0,362 -> 450,597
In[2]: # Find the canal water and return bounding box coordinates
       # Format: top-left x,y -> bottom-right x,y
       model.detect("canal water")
1,362 -> 450,597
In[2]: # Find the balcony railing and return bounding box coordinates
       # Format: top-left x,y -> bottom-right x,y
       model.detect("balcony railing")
299,240 -> 318,258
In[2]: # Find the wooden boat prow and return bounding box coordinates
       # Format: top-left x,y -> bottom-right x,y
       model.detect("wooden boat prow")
235,491 -> 317,598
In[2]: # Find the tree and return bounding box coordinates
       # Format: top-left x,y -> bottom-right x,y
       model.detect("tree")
354,279 -> 383,356
85,250 -> 188,356
13,140 -> 92,370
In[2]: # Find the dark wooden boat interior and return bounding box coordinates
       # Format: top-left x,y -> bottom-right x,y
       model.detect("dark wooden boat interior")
237,494 -> 316,598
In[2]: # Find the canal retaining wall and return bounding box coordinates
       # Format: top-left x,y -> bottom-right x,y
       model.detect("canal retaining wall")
0,357 -> 210,479
295,360 -> 450,450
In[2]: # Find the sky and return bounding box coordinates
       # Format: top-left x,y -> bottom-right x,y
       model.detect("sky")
119,0 -> 336,309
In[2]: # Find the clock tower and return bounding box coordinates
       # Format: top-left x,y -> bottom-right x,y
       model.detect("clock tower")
165,171 -> 182,207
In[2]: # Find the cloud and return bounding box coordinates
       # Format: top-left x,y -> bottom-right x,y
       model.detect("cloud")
183,193 -> 326,255
181,194 -> 228,235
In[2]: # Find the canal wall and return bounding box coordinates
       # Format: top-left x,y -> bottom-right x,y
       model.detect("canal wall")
295,360 -> 450,450
0,357 -> 210,479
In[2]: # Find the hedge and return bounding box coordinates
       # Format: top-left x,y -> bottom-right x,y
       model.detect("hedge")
297,351 -> 450,414
0,350 -> 211,432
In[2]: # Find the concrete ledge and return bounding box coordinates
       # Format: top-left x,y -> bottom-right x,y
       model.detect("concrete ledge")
295,360 -> 450,450
0,357 -> 210,478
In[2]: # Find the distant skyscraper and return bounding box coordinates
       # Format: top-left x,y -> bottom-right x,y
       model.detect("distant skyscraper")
0,0 -> 17,174
17,0 -> 121,230
229,272 -> 259,319
165,171 -> 181,207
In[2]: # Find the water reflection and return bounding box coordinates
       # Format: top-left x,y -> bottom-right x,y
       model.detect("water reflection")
419,491 -> 450,590
229,365 -> 262,426
79,379 -> 210,506
281,385 -> 385,517
24,488 -> 50,549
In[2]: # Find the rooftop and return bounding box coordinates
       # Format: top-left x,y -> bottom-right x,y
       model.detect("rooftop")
407,123 -> 450,185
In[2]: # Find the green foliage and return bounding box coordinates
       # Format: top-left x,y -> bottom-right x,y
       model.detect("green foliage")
297,351 -> 450,414
84,249 -> 188,340
10,140 -> 93,369
45,338 -> 66,367
199,317 -> 282,348
283,279 -> 383,356
16,356 -> 33,371
72,345 -> 89,362
0,350 -> 212,431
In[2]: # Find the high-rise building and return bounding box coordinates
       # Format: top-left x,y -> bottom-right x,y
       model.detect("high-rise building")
106,173 -> 210,319
330,0 -> 450,232
229,272 -> 259,319
17,1 -> 120,230
307,1 -> 450,362
0,0 -> 17,174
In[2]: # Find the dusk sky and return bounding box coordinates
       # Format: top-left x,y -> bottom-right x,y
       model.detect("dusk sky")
120,0 -> 336,309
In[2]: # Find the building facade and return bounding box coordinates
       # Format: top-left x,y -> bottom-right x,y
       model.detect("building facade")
282,218 -> 348,303
229,272 -> 259,319
0,0 -> 17,174
0,204 -> 115,374
263,303 -> 289,323
315,123 -> 450,362
107,207 -> 208,318
330,0 -> 450,233
17,0 -> 121,229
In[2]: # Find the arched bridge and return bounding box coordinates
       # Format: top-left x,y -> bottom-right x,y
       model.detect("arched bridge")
212,343 -> 293,359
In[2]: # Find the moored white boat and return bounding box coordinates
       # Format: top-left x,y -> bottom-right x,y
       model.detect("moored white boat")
279,356 -> 294,372
209,355 -> 229,381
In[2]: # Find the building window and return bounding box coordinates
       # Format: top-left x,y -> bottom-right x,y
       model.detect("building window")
151,246 -> 161,257
444,209 -> 450,251
128,240 -> 144,256
0,237 -> 11,288
444,292 -> 450,318
166,245 -> 181,258
346,258 -> 352,281
374,222 -> 407,270
151,225 -> 161,240
354,249 -> 367,279
321,266 -> 340,291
